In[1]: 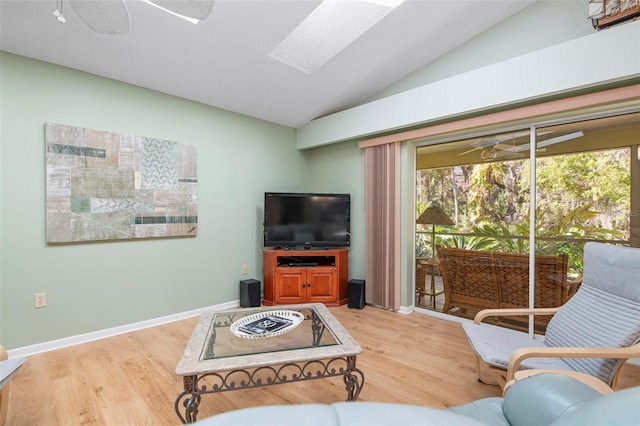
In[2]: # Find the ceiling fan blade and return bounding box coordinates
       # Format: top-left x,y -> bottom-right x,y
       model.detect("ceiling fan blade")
494,142 -> 519,151
458,136 -> 502,155
510,131 -> 584,152
146,0 -> 215,19
494,150 -> 526,160
501,143 -> 529,153
459,131 -> 532,156
459,146 -> 483,156
537,131 -> 584,148
68,0 -> 131,35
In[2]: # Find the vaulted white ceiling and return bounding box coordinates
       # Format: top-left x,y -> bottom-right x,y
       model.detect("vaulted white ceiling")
0,0 -> 537,128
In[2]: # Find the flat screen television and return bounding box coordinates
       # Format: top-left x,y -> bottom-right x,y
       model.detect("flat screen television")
263,192 -> 350,249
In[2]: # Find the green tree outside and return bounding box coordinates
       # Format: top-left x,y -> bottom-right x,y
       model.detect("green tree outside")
416,148 -> 630,273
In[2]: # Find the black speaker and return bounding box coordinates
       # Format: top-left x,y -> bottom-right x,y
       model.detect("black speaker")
347,279 -> 365,309
240,279 -> 261,307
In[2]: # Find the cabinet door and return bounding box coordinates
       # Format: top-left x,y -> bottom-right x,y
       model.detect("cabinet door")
274,268 -> 306,304
307,267 -> 338,304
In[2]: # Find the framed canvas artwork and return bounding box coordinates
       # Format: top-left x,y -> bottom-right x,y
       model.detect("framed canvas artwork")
45,123 -> 197,243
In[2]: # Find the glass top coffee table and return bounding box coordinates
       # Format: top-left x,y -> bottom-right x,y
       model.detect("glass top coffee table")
174,303 -> 364,424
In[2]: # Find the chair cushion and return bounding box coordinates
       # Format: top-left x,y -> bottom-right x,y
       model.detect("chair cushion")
544,284 -> 640,384
461,322 -> 572,371
543,243 -> 640,385
0,356 -> 27,388
580,242 -> 640,302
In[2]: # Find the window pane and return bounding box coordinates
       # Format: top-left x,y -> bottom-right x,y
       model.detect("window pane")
415,112 -> 637,334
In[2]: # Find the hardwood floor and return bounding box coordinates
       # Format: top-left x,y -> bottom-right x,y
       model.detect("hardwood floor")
7,305 -> 640,425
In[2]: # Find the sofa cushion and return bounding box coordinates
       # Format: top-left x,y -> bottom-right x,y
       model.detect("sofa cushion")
551,386 -> 640,426
191,404 -> 337,426
192,402 -> 488,426
450,397 -> 509,426
502,374 -> 602,426
331,402 -> 486,426
190,374 -> 639,426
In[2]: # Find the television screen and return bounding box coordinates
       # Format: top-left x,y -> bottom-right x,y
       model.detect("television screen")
263,192 -> 350,248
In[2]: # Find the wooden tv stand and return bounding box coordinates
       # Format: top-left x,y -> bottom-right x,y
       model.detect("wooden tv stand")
263,248 -> 348,306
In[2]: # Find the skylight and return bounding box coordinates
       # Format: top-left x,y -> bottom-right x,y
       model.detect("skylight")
269,0 -> 406,74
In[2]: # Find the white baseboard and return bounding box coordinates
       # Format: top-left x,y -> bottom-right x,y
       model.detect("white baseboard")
9,301 -> 639,368
397,305 -> 412,314
8,300 -> 240,358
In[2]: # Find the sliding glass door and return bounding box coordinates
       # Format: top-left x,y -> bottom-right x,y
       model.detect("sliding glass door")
414,111 -> 638,333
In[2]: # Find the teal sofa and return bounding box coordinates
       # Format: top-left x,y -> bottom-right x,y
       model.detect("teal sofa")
192,373 -> 640,425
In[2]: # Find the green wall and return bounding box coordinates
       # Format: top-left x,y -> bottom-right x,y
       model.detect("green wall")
306,140 -> 366,281
0,52 -> 318,349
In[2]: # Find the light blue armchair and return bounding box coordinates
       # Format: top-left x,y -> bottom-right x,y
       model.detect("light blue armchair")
1,346 -> 27,426
462,242 -> 640,388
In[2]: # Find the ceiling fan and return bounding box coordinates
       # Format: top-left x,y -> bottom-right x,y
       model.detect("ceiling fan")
459,131 -> 584,161
53,0 -> 215,35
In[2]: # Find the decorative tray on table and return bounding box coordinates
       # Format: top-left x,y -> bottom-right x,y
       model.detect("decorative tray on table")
230,310 -> 304,339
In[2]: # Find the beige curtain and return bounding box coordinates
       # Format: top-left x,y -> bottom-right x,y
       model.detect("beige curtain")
364,142 -> 401,310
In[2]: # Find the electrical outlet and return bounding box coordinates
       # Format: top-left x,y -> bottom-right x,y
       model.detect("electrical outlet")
35,292 -> 47,308
241,264 -> 248,275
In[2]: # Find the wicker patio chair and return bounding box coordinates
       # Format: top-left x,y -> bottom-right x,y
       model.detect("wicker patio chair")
438,247 -> 580,329
493,251 -> 573,331
461,242 -> 640,389
436,247 -> 500,316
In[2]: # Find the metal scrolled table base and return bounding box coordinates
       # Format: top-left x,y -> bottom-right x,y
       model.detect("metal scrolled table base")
175,355 -> 365,424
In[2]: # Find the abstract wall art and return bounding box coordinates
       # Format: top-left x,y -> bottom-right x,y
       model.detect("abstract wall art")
45,123 -> 197,243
